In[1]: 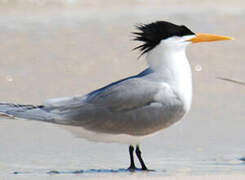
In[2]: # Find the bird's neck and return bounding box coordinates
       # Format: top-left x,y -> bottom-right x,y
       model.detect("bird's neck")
146,43 -> 193,112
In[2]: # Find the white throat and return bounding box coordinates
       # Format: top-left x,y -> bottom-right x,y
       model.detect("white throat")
146,39 -> 193,112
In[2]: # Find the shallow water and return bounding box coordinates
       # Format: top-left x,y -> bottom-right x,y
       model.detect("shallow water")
0,1 -> 245,179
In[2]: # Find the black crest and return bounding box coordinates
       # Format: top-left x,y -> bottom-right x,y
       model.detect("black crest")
133,21 -> 194,55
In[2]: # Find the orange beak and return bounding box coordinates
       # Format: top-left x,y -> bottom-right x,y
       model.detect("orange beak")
189,33 -> 233,43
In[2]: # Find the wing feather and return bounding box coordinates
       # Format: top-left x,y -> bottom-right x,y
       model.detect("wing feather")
41,75 -> 183,136
85,78 -> 160,111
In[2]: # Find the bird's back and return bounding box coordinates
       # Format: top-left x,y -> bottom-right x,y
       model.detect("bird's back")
46,69 -> 186,136
0,68 -> 186,138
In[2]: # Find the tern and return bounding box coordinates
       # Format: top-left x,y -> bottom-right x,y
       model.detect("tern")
0,21 -> 231,171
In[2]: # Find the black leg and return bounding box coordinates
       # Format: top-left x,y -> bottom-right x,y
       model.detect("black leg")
135,145 -> 148,170
128,145 -> 136,171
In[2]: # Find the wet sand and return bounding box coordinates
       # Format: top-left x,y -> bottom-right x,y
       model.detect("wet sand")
0,0 -> 245,179
3,173 -> 245,180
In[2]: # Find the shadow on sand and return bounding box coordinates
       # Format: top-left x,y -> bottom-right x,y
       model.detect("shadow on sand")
13,168 -> 156,175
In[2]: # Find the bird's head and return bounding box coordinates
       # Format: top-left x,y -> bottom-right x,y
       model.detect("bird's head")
133,21 -> 232,56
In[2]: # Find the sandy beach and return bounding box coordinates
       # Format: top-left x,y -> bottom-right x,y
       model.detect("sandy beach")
3,173 -> 245,180
0,0 -> 245,179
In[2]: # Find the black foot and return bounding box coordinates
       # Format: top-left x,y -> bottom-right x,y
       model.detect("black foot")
127,167 -> 155,172
127,145 -> 153,172
135,145 -> 148,170
127,166 -> 137,172
141,167 -> 148,171
128,145 -> 137,171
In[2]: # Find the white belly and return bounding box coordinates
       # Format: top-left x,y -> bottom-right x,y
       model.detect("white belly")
59,125 -> 146,145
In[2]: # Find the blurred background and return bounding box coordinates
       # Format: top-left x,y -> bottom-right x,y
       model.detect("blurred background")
0,0 -> 244,178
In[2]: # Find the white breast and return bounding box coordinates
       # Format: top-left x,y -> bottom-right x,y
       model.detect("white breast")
146,38 -> 193,113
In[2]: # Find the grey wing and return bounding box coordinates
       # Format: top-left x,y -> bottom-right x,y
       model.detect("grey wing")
43,78 -> 156,113
85,78 -> 159,111
45,78 -> 183,136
